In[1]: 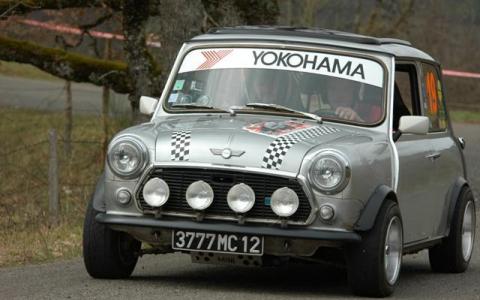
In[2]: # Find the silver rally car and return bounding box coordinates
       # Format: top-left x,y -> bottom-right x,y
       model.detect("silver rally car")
83,27 -> 476,297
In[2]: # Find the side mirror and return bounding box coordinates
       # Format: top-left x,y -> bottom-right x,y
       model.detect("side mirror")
398,116 -> 429,135
394,116 -> 429,142
139,96 -> 159,115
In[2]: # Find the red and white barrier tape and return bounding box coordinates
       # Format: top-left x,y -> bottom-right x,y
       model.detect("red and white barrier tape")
442,69 -> 480,79
10,19 -> 480,79
16,19 -> 161,48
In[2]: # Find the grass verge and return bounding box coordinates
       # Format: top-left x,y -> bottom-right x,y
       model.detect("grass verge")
0,60 -> 59,81
450,110 -> 480,124
0,106 -> 477,267
0,106 -> 129,267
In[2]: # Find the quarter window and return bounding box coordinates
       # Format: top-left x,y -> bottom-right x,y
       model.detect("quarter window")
421,63 -> 447,131
393,63 -> 419,131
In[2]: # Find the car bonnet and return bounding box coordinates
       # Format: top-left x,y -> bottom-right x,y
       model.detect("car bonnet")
150,114 -> 350,174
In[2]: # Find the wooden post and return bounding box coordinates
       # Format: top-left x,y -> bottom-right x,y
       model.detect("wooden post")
102,86 -> 110,161
64,80 -> 73,158
102,39 -> 112,162
49,129 -> 59,224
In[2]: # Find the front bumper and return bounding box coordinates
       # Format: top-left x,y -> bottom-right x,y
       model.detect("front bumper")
96,213 -> 361,243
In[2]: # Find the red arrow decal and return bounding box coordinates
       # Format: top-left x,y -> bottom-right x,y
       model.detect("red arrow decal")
197,49 -> 233,70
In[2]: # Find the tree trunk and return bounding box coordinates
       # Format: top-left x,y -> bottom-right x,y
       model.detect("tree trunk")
122,0 -> 161,121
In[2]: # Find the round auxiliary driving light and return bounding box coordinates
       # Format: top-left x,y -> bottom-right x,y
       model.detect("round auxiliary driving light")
116,189 -> 132,205
227,183 -> 256,213
319,205 -> 335,221
186,180 -> 214,210
271,187 -> 299,217
143,178 -> 170,207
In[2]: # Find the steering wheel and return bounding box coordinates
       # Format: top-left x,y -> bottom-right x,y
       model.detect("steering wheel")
178,94 -> 193,104
197,95 -> 212,106
313,109 -> 337,118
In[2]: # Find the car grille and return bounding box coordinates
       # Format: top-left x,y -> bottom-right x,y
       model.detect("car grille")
136,168 -> 312,223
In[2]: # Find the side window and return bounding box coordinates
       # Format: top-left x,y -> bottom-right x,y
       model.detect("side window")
421,63 -> 447,132
393,64 -> 420,131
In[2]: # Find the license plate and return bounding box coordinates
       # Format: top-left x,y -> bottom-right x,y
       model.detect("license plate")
172,230 -> 264,255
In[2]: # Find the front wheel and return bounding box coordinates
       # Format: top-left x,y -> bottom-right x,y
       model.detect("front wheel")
346,199 -> 403,297
83,199 -> 141,279
429,187 -> 476,273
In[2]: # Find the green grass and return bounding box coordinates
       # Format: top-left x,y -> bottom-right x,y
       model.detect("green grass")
0,107 -> 129,267
0,60 -> 59,81
450,110 -> 480,124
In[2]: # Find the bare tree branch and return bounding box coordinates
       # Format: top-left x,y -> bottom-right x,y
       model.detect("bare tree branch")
78,12 -> 114,55
361,0 -> 383,35
353,1 -> 363,33
0,0 -> 38,19
79,11 -> 113,31
54,12 -> 114,53
0,35 -> 132,93
201,0 -> 279,28
0,0 -> 161,17
0,0 -> 117,16
385,0 -> 415,35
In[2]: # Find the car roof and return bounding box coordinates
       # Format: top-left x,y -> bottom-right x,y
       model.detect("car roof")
190,26 -> 436,63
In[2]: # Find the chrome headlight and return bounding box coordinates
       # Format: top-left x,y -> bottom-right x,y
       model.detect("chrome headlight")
308,150 -> 350,194
107,138 -> 148,178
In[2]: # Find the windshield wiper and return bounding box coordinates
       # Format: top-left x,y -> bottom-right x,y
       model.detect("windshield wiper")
172,103 -> 236,115
172,103 -> 217,109
244,103 -> 322,123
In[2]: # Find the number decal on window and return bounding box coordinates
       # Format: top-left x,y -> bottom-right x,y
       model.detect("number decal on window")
426,71 -> 438,114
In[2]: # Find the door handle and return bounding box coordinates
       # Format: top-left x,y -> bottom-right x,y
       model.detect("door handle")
425,152 -> 441,161
458,137 -> 466,150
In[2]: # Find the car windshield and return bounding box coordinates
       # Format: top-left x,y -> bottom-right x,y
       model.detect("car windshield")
165,48 -> 386,125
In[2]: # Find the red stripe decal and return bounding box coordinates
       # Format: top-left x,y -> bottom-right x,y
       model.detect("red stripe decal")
197,49 -> 233,70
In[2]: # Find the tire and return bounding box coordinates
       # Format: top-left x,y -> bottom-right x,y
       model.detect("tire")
83,198 -> 141,279
346,199 -> 403,297
429,187 -> 476,273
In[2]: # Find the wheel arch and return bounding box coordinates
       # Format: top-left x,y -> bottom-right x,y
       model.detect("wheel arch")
92,171 -> 106,212
442,176 -> 470,237
354,184 -> 398,231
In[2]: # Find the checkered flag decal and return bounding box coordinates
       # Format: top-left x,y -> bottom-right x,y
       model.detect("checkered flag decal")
262,126 -> 340,169
287,126 -> 339,140
262,136 -> 301,170
170,131 -> 191,161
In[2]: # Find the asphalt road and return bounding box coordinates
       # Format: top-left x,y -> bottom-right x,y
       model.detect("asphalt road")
0,75 -> 479,299
0,75 -> 130,115
0,123 -> 479,299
